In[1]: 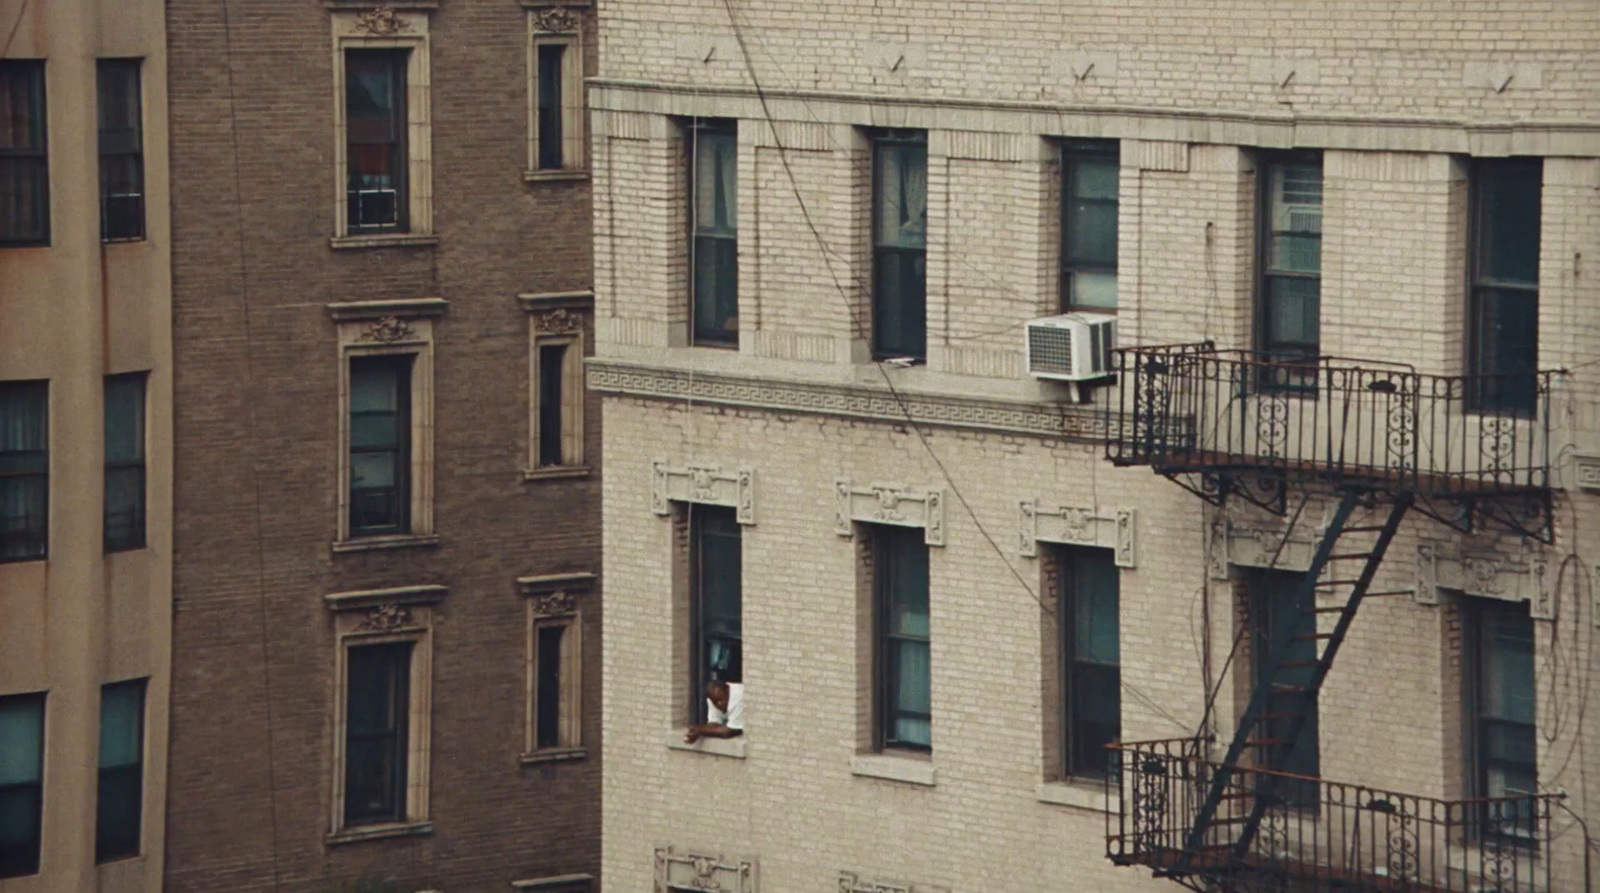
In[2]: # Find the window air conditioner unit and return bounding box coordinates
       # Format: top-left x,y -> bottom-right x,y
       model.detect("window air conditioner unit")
1025,313 -> 1116,382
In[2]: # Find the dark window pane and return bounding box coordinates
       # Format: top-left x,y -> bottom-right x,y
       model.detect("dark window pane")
536,625 -> 565,749
348,356 -> 411,537
691,508 -> 742,722
538,343 -> 566,467
537,44 -> 565,170
104,374 -> 146,552
1061,142 -> 1120,312
96,680 -> 144,862
1258,157 -> 1322,367
0,381 -> 47,561
1249,569 -> 1320,807
1469,599 -> 1537,837
345,642 -> 411,825
1478,163 -> 1541,286
689,123 -> 738,346
345,50 -> 408,232
876,525 -> 930,750
1063,548 -> 1120,777
872,134 -> 927,360
1469,159 -> 1542,416
97,60 -> 144,241
0,61 -> 49,245
0,692 -> 44,879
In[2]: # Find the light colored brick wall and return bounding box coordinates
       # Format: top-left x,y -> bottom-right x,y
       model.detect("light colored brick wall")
595,2 -> 1600,890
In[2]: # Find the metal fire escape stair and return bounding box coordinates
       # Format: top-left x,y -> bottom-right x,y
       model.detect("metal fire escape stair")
1171,489 -> 1413,877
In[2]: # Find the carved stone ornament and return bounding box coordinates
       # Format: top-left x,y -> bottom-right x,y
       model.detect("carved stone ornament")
651,460 -> 756,525
1219,513 -> 1321,575
535,308 -> 582,335
532,6 -> 581,34
1415,538 -> 1552,618
652,846 -> 756,893
356,6 -> 411,36
1018,500 -> 1135,567
530,589 -> 577,617
836,480 -> 945,546
359,316 -> 415,343
359,603 -> 414,631
838,873 -> 911,893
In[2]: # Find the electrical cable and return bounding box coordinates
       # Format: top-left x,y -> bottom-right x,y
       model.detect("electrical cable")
717,0 -> 1190,732
0,0 -> 28,59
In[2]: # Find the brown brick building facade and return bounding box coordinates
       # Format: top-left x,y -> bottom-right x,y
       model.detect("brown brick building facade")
163,2 -> 600,891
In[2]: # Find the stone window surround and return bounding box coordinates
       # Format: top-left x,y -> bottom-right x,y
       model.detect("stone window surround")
1018,499 -> 1136,566
835,480 -> 945,546
329,6 -> 436,248
324,583 -> 444,843
653,846 -> 757,893
1033,546 -> 1117,814
329,298 -> 445,552
520,571 -> 594,763
657,467 -> 755,759
850,522 -> 938,786
521,291 -> 591,479
525,3 -> 588,180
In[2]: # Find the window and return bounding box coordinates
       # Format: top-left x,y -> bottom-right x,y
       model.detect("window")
688,120 -> 738,347
871,130 -> 928,361
104,373 -> 146,552
690,507 -> 741,723
526,9 -> 584,174
1256,154 -> 1323,382
348,355 -> 412,537
345,49 -> 409,233
1060,547 -> 1120,778
521,574 -> 590,760
523,299 -> 587,474
1246,568 -> 1319,807
344,641 -> 412,826
0,692 -> 44,879
96,679 -> 145,862
0,381 -> 47,562
0,61 -> 48,246
97,60 -> 144,242
537,343 -> 568,467
1468,158 -> 1542,416
1465,598 -> 1537,837
873,525 -> 930,751
1060,140 -> 1119,312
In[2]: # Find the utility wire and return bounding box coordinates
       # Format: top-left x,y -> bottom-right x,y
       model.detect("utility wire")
0,0 -> 28,59
717,0 -> 1189,732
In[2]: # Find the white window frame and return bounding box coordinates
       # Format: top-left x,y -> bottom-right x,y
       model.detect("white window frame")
331,8 -> 435,243
324,584 -> 444,842
329,299 -> 445,549
525,5 -> 586,178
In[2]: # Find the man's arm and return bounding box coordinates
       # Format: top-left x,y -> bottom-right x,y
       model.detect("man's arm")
684,722 -> 743,744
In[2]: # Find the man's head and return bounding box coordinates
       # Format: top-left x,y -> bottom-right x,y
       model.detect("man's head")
706,680 -> 730,713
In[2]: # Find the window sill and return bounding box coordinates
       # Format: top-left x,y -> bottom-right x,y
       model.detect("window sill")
1037,780 -> 1111,813
520,746 -> 588,765
850,753 -> 935,787
512,873 -> 595,892
329,233 -> 440,251
523,168 -> 590,183
326,820 -> 434,845
523,465 -> 592,482
666,732 -> 747,760
331,533 -> 441,555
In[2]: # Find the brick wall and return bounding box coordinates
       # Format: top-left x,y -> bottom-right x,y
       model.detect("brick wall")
164,2 -> 600,891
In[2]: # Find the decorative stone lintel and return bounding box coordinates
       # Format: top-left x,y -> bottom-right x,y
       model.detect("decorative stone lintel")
1416,541 -> 1552,619
652,460 -> 756,524
653,846 -> 757,893
1572,454 -> 1600,492
588,361 -> 1111,443
326,296 -> 449,322
528,4 -> 583,33
838,872 -> 911,893
323,583 -> 448,612
1018,501 -> 1135,567
1220,519 -> 1322,576
836,480 -> 945,546
518,571 -> 596,617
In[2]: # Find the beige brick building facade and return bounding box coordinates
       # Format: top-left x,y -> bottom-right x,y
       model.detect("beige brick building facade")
593,2 -> 1600,892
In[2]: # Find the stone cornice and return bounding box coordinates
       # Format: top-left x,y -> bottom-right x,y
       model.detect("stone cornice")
591,79 -> 1600,157
586,360 -> 1108,442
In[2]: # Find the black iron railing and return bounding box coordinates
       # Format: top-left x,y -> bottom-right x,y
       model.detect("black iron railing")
1106,738 -> 1560,893
1104,344 -> 1557,502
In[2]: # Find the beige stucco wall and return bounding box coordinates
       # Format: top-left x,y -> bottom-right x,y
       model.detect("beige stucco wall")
594,1 -> 1600,889
0,0 -> 172,891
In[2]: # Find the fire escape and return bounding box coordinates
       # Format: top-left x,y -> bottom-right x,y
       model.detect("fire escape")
1101,343 -> 1563,893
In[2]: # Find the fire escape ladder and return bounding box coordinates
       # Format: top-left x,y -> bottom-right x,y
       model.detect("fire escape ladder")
1175,489 -> 1413,875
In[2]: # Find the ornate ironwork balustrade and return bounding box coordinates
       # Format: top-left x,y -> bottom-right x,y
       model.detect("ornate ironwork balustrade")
1105,737 -> 1559,893
1102,343 -> 1558,539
